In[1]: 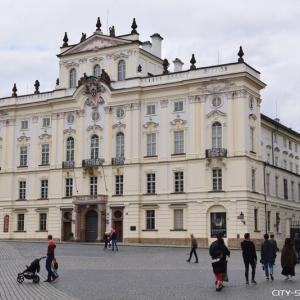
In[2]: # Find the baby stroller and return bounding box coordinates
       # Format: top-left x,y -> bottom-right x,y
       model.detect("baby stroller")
17,256 -> 46,284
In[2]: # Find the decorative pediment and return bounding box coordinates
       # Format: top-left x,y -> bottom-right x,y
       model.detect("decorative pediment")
266,144 -> 272,150
87,125 -> 103,132
63,128 -> 76,135
63,61 -> 80,69
89,56 -> 104,63
206,109 -> 226,119
170,116 -> 187,127
143,121 -> 159,129
282,150 -> 288,155
274,147 -> 280,152
17,135 -> 30,143
60,34 -> 132,56
112,52 -> 129,61
112,121 -> 126,129
39,133 -> 52,141
289,153 -> 294,158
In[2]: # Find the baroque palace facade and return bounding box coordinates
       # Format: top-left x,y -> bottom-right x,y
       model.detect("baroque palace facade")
0,18 -> 299,247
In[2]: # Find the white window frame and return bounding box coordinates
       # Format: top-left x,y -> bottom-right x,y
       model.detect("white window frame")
147,173 -> 156,194
94,64 -> 101,77
116,132 -> 125,158
20,146 -> 28,167
146,210 -> 155,230
66,137 -> 75,162
42,117 -> 51,128
212,122 -> 222,149
174,130 -> 184,154
115,175 -> 123,195
250,127 -> 255,152
41,179 -> 48,199
21,120 -> 29,130
69,68 -> 77,88
17,214 -> 25,231
251,169 -> 256,192
146,104 -> 156,115
39,213 -> 47,231
91,135 -> 99,159
212,168 -> 222,191
146,133 -> 156,156
65,178 -> 73,198
174,171 -> 184,193
118,60 -> 126,81
173,209 -> 184,230
41,144 -> 49,165
174,100 -> 183,112
19,181 -> 26,200
90,176 -> 97,196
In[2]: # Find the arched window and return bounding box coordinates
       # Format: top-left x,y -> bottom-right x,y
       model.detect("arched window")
91,135 -> 99,159
118,60 -> 126,81
93,64 -> 101,77
212,122 -> 222,148
69,68 -> 77,88
66,137 -> 75,161
116,132 -> 124,158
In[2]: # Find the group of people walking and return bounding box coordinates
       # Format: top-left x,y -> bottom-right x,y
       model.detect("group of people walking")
187,232 -> 300,292
103,229 -> 119,251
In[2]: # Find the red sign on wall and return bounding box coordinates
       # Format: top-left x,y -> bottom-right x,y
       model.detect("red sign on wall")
3,215 -> 9,232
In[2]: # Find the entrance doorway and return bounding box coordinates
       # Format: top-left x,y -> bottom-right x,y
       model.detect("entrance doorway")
62,210 -> 73,241
85,210 -> 98,242
111,208 -> 123,242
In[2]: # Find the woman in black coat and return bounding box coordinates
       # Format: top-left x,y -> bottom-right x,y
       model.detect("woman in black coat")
281,238 -> 297,279
209,234 -> 230,291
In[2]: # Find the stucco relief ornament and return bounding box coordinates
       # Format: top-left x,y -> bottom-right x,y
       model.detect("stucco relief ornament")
84,77 -> 105,109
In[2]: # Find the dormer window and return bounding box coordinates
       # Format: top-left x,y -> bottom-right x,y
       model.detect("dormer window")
118,60 -> 126,81
69,68 -> 77,88
94,64 -> 101,77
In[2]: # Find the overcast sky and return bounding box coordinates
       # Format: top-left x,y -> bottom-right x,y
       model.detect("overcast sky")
0,0 -> 299,131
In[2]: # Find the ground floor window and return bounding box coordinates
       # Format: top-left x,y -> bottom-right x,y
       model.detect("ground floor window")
17,214 -> 24,231
254,208 -> 259,231
39,213 -> 47,231
267,211 -> 271,232
146,210 -> 155,230
210,212 -> 226,237
173,209 -> 183,230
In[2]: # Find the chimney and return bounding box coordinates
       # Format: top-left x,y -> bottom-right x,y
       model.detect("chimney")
142,41 -> 152,53
173,58 -> 184,72
150,33 -> 163,58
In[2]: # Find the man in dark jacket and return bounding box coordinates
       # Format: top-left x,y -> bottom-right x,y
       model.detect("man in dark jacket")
261,233 -> 276,281
187,234 -> 198,263
45,235 -> 58,282
111,229 -> 118,251
294,233 -> 300,263
241,233 -> 257,284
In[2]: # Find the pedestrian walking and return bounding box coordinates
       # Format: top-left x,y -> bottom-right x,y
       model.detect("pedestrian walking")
209,233 -> 230,292
44,235 -> 58,282
270,234 -> 279,262
241,233 -> 257,284
186,234 -> 198,263
260,233 -> 276,281
281,238 -> 297,280
111,229 -> 118,251
294,233 -> 300,263
103,232 -> 109,250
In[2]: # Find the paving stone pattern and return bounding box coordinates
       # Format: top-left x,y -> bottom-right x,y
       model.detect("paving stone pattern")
1,241 -> 300,300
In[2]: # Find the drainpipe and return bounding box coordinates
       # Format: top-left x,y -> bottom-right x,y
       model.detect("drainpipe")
263,162 -> 267,234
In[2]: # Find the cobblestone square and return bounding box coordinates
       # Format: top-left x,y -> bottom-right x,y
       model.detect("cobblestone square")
0,241 -> 300,300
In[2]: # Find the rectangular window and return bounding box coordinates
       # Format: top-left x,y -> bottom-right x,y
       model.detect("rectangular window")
251,169 -> 256,192
276,212 -> 280,233
19,181 -> 26,200
174,100 -> 183,112
267,211 -> 271,232
41,180 -> 48,199
275,176 -> 279,197
174,171 -> 184,193
283,160 -> 287,169
212,168 -> 222,191
65,178 -> 73,198
275,156 -> 279,167
174,209 -> 184,230
147,173 -> 156,194
41,144 -> 49,165
39,213 -> 47,231
42,117 -> 51,128
146,133 -> 156,156
17,214 -> 24,231
267,153 -> 270,164
146,104 -> 156,115
274,133 -> 277,143
21,120 -> 28,130
90,176 -> 97,196
174,130 -> 184,154
283,137 -> 287,147
250,127 -> 255,152
290,162 -> 293,172
115,175 -> 123,195
146,210 -> 155,230
295,144 -> 298,153
291,181 -> 294,201
296,165 -> 299,174
20,146 -> 28,167
289,141 -> 292,150
266,173 -> 270,195
283,178 -> 288,200
254,208 -> 258,231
